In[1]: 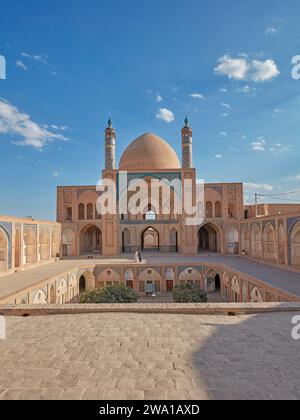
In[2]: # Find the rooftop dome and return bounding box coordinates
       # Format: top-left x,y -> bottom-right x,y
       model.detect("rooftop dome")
119,133 -> 180,171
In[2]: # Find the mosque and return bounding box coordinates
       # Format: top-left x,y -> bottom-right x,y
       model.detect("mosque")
55,118 -> 300,267
1,118 -> 300,304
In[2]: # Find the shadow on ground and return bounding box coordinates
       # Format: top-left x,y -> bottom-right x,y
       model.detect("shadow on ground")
191,312 -> 300,400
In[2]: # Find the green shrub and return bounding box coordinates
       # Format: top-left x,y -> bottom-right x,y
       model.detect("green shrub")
80,284 -> 138,304
172,283 -> 208,303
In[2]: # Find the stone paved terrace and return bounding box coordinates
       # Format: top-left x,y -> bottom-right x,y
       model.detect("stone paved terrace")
1,253 -> 300,301
0,311 -> 300,400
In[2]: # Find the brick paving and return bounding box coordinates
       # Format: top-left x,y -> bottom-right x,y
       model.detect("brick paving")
0,312 -> 299,400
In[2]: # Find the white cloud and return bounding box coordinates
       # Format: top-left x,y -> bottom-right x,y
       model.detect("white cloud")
215,154 -> 223,159
250,137 -> 290,153
21,52 -> 48,64
244,182 -> 274,192
251,59 -> 280,82
0,98 -> 68,149
189,93 -> 205,99
16,60 -> 28,71
266,26 -> 281,35
155,94 -> 162,102
215,55 -> 280,82
147,90 -> 163,103
295,174 -> 300,180
220,112 -> 229,118
269,143 -> 290,153
251,138 -> 266,151
219,88 -> 228,93
221,102 -> 231,109
220,131 -> 228,136
215,55 -> 249,80
49,124 -> 70,131
156,108 -> 175,123
237,85 -> 257,95
52,171 -> 61,177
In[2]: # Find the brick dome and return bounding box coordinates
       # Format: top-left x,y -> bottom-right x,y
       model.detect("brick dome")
119,133 -> 180,171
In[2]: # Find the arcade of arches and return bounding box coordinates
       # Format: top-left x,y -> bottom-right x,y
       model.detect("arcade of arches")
3,262 -> 296,305
0,218 -> 61,275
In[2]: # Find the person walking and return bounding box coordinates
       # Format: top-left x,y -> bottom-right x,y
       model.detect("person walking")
138,251 -> 142,263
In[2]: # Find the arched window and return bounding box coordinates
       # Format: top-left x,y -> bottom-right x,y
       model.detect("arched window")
122,229 -> 131,253
206,202 -> 213,218
215,201 -> 222,218
145,211 -> 156,221
166,269 -> 175,281
87,203 -> 94,220
78,203 -> 85,220
169,228 -> 178,253
95,204 -> 102,220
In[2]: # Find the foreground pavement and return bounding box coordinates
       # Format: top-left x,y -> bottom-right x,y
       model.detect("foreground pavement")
0,312 -> 299,400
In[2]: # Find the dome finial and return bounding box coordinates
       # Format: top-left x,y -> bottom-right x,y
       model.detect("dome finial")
108,117 -> 112,128
184,116 -> 189,127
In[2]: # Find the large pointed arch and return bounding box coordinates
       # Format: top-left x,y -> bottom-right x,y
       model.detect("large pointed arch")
62,228 -> 75,257
141,227 -> 159,251
39,228 -> 50,261
225,225 -> 239,254
263,223 -> 277,263
24,227 -> 37,265
251,224 -> 262,259
79,224 -> 102,255
198,222 -> 221,253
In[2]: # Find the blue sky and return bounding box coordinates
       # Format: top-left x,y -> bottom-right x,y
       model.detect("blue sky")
0,0 -> 300,219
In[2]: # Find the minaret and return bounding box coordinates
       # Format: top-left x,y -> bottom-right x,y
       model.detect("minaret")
181,116 -> 193,168
105,118 -> 116,170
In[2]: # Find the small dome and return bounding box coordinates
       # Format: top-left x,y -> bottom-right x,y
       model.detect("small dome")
119,133 -> 180,171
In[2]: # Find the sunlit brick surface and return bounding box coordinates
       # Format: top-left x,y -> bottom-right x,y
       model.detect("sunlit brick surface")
0,312 -> 299,400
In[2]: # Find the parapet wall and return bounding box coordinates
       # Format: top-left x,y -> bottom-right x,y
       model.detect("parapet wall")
1,302 -> 300,317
